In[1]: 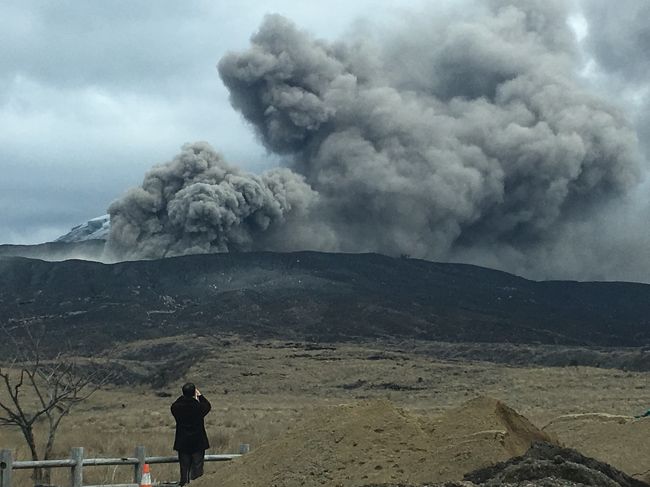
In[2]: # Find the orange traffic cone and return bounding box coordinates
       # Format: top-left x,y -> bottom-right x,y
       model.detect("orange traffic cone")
140,464 -> 152,487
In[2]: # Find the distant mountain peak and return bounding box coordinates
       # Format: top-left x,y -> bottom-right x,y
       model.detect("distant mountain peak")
56,215 -> 110,243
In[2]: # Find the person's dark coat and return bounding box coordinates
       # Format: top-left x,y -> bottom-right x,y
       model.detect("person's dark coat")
171,395 -> 211,453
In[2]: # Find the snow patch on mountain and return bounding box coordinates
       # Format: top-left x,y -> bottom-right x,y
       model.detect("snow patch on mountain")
56,215 -> 110,242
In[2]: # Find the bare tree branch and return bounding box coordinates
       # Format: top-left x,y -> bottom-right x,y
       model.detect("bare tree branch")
0,321 -> 114,483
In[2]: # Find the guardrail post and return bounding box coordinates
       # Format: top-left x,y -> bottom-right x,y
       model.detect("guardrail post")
0,449 -> 12,487
70,447 -> 83,487
134,446 -> 145,485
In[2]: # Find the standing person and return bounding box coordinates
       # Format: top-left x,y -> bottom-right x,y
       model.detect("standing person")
171,383 -> 211,486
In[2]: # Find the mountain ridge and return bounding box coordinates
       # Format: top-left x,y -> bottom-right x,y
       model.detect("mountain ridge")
1,250 -> 649,350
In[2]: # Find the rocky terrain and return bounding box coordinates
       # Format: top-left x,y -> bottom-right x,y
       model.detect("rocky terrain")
441,442 -> 649,487
2,250 -> 650,486
2,251 -> 650,355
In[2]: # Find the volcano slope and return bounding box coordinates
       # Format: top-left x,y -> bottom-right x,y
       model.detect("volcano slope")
2,251 -> 650,354
0,240 -> 104,261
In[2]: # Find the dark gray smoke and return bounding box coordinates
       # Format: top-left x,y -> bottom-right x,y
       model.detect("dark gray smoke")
106,142 -> 317,260
582,0 -> 650,82
555,0 -> 650,283
216,2 -> 640,257
107,0 -> 646,280
581,0 -> 650,156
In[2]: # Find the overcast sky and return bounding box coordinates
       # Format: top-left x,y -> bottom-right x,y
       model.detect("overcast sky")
1,0 -> 435,244
1,0 -> 648,246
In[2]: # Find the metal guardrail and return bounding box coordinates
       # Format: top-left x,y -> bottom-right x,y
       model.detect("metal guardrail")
0,445 -> 248,487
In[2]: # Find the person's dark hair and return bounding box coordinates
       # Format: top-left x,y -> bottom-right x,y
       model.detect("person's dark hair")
182,382 -> 196,398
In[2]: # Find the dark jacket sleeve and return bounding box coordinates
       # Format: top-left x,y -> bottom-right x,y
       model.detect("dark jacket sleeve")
198,395 -> 211,416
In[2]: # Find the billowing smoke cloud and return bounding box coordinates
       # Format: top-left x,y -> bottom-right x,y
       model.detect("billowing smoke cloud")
581,0 -> 650,155
217,1 -> 640,258
107,0 -> 647,280
106,142 -> 318,260
582,0 -> 650,82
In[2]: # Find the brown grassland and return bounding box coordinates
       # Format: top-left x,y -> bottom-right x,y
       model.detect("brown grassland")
1,335 -> 649,486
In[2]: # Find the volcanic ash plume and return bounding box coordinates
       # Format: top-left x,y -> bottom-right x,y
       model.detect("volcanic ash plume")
105,142 -> 317,260
107,1 -> 644,279
217,2 -> 640,263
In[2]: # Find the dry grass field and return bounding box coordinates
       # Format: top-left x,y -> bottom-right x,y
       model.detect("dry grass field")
2,335 -> 649,486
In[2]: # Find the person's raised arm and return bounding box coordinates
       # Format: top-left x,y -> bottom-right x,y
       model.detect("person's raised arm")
196,389 -> 211,416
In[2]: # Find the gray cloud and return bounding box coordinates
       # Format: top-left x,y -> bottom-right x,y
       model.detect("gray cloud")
2,0 -> 430,245
572,0 -> 650,281
216,4 -> 639,261
581,0 -> 650,82
1,1 -> 227,92
105,142 -> 318,260
107,1 -> 648,280
580,0 -> 650,157
0,1 -> 267,244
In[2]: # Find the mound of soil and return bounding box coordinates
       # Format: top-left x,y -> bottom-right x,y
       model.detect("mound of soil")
461,441 -> 649,486
363,442 -> 649,487
194,396 -> 554,487
422,396 -> 557,481
543,413 -> 650,483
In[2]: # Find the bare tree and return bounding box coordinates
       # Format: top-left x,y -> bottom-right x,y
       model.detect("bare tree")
0,322 -> 112,485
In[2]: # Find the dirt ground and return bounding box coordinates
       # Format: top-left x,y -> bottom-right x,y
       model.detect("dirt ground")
1,336 -> 649,486
543,413 -> 650,481
194,396 -> 555,487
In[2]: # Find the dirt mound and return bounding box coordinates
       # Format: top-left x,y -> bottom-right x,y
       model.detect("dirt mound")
460,441 -> 649,487
543,413 -> 650,483
362,442 -> 649,487
194,396 -> 554,487
422,396 -> 557,481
